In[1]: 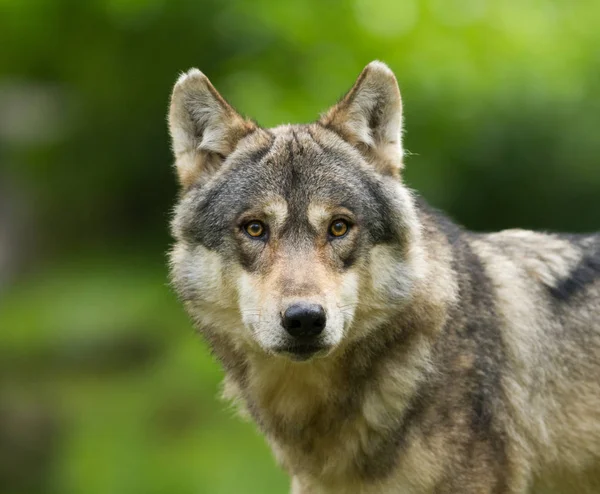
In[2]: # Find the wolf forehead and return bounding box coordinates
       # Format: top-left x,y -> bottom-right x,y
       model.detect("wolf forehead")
173,124 -> 406,250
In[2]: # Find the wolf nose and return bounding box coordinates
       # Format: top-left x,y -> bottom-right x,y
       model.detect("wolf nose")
282,303 -> 326,338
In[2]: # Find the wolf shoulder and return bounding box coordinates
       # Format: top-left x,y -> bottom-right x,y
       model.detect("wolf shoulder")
469,228 -> 600,309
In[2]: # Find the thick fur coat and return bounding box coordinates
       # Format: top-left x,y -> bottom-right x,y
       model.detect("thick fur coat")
167,62 -> 600,493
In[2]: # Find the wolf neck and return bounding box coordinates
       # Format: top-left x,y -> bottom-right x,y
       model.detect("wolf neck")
222,200 -> 457,481
235,327 -> 438,481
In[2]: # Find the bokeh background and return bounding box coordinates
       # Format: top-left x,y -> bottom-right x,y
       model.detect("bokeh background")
1,0 -> 599,493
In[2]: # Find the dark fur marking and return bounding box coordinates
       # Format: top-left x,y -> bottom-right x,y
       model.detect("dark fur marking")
305,127 -> 325,152
180,139 -> 276,250
351,204 -> 509,485
340,247 -> 359,269
307,129 -> 400,246
548,241 -> 600,301
291,129 -> 302,151
244,135 -> 276,165
431,230 -> 508,492
367,95 -> 384,139
360,176 -> 397,244
448,234 -> 507,452
356,381 -> 426,480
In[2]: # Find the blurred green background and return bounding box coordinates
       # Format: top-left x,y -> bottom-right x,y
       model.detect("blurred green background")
1,0 -> 599,492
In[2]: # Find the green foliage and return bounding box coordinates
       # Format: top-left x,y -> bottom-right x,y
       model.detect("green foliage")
1,0 -> 599,492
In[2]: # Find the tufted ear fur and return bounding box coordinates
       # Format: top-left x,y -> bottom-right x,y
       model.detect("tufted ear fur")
320,61 -> 404,176
168,69 -> 257,188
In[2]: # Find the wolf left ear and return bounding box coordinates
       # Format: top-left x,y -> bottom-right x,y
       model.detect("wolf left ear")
319,61 -> 404,176
168,69 -> 257,188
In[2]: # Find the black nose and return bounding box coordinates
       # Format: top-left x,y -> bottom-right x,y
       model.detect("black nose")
282,303 -> 326,338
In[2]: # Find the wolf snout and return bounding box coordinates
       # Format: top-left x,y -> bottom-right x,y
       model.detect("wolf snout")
281,303 -> 326,338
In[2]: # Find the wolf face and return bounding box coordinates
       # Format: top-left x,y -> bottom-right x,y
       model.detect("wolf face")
167,62 -> 600,493
169,62 -> 423,361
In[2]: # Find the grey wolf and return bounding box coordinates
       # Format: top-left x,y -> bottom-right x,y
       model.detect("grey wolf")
167,61 -> 600,493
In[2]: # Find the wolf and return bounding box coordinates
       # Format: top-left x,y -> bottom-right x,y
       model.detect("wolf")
167,61 -> 600,493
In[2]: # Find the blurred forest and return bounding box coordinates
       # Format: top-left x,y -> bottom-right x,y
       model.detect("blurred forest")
1,0 -> 599,493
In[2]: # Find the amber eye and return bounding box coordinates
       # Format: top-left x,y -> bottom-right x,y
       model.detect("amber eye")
329,219 -> 349,238
244,220 -> 266,238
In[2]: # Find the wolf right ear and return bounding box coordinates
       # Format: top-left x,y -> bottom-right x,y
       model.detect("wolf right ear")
168,69 -> 256,188
319,61 -> 404,176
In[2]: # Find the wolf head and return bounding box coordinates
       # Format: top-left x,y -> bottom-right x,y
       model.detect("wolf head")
168,62 -> 423,362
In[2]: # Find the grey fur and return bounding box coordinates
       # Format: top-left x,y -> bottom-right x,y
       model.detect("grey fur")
167,62 -> 600,493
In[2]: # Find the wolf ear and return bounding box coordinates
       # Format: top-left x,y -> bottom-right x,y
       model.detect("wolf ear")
319,61 -> 404,176
168,69 -> 257,188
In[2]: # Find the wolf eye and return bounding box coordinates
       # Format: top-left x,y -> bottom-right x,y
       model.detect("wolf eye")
329,219 -> 349,238
244,220 -> 266,238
